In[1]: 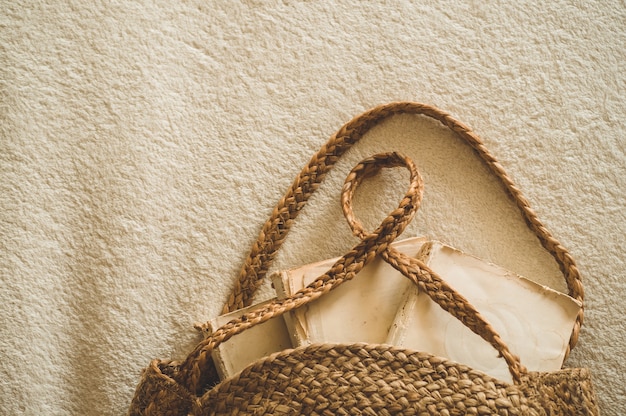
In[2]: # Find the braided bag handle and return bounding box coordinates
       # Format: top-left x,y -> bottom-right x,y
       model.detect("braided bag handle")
179,102 -> 584,395
225,102 -> 584,337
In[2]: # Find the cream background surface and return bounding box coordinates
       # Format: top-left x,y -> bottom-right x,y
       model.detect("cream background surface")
1,1 -> 624,414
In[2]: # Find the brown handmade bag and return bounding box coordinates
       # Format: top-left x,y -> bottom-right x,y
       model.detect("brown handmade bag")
129,102 -> 599,415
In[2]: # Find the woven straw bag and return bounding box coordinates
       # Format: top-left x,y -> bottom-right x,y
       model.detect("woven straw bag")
129,102 -> 599,415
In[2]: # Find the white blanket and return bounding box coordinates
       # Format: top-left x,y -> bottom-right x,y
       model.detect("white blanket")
2,1 -> 624,414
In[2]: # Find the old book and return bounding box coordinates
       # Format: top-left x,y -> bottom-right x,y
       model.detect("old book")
271,236 -> 428,347
386,241 -> 582,383
209,298 -> 292,380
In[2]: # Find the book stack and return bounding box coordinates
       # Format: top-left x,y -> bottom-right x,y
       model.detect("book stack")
208,238 -> 581,383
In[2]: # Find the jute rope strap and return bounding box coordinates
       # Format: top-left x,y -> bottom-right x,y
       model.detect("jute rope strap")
177,102 -> 584,395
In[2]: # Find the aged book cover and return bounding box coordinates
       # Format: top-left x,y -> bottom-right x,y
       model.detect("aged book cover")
386,241 -> 582,382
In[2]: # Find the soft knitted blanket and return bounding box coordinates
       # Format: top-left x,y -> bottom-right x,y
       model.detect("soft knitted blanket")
1,1 -> 624,414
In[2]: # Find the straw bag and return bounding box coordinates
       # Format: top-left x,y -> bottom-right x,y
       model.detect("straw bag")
129,102 -> 599,415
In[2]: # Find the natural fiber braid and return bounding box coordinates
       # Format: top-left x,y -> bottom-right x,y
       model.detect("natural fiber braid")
224,102 -> 583,358
198,344 -> 546,416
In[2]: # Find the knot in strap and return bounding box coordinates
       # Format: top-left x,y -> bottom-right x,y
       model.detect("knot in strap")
341,152 -> 422,243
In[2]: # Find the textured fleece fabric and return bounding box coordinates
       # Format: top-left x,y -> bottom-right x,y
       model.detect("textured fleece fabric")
1,1 -> 624,414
